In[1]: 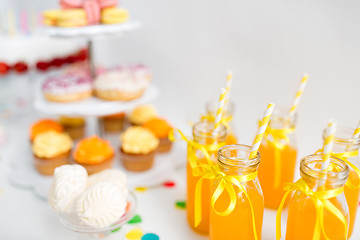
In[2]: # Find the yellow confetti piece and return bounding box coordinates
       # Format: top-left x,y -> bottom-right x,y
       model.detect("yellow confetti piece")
135,187 -> 147,192
126,228 -> 143,240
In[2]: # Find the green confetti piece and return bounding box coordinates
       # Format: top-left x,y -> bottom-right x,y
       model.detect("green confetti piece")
175,201 -> 186,209
111,227 -> 121,233
128,214 -> 142,224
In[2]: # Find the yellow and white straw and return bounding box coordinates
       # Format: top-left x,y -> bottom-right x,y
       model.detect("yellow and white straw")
321,120 -> 337,171
213,88 -> 227,135
249,102 -> 275,159
289,74 -> 309,118
224,70 -> 233,107
352,121 -> 360,139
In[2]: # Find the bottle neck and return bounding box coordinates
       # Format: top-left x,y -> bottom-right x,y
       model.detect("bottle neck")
192,121 -> 227,145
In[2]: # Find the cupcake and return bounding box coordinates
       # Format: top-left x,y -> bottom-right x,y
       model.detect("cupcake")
143,118 -> 173,153
59,116 -> 86,140
42,73 -> 92,102
120,126 -> 159,172
94,65 -> 151,101
32,130 -> 73,175
73,136 -> 114,174
129,104 -> 157,126
101,112 -> 125,132
30,119 -> 63,142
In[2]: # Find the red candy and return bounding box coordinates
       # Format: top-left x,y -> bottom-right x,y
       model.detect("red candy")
163,181 -> 176,188
13,62 -> 28,74
36,61 -> 50,71
0,62 -> 10,75
50,58 -> 64,67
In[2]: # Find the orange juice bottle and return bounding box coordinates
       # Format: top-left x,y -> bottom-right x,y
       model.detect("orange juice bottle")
205,100 -> 237,145
210,144 -> 264,240
187,121 -> 227,235
258,108 -> 297,209
284,154 -> 350,240
322,126 -> 360,238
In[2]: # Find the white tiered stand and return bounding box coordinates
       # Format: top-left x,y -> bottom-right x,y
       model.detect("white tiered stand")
10,21 -> 178,200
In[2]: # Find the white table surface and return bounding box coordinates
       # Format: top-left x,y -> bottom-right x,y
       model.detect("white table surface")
0,114 -> 359,240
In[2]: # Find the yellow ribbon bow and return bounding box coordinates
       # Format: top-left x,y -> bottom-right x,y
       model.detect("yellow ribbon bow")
168,129 -> 224,175
276,179 -> 348,240
194,164 -> 259,240
315,149 -> 360,189
264,125 -> 295,188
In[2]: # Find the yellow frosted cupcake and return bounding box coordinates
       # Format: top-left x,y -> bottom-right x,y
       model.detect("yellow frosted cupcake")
129,104 -> 157,126
73,136 -> 114,174
59,116 -> 86,140
32,130 -> 73,175
101,7 -> 128,24
120,126 -> 159,171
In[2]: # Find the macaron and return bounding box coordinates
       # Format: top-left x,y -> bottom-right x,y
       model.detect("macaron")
101,7 -> 128,24
57,9 -> 88,27
43,9 -> 61,26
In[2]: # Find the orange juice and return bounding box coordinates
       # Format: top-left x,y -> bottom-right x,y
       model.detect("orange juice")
186,121 -> 227,235
210,180 -> 263,240
286,195 -> 349,240
258,141 -> 297,209
210,144 -> 264,240
344,169 -> 360,237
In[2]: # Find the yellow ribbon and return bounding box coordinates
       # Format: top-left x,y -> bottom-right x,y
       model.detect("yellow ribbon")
194,164 -> 259,240
264,125 -> 295,188
276,179 -> 347,240
169,129 -> 223,176
201,114 -> 232,129
315,149 -> 360,189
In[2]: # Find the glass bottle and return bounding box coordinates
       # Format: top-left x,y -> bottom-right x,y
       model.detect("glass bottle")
258,107 -> 297,209
323,126 -> 360,238
210,144 -> 264,240
187,120 -> 227,235
205,100 -> 237,144
285,154 -> 350,240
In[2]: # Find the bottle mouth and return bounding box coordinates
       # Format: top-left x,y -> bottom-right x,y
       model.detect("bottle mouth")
192,120 -> 227,140
322,126 -> 360,146
268,107 -> 297,130
300,154 -> 349,182
218,144 -> 260,168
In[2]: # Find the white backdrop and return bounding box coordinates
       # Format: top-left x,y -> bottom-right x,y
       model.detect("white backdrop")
1,0 -> 360,239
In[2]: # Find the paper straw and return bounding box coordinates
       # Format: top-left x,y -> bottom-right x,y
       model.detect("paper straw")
249,102 -> 275,159
224,70 -> 233,108
213,88 -> 227,135
20,10 -> 28,35
321,120 -> 336,171
289,74 -> 309,118
352,121 -> 360,139
7,9 -> 16,36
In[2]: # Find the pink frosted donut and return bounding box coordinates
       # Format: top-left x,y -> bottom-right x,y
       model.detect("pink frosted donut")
42,73 -> 93,102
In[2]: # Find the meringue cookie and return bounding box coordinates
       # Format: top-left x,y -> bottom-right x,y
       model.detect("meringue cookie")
48,164 -> 88,213
87,169 -> 128,197
75,181 -> 127,228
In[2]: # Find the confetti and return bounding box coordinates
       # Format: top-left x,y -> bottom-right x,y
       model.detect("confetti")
111,227 -> 121,233
142,233 -> 160,240
175,201 -> 186,210
128,214 -> 142,224
135,187 -> 148,192
163,181 -> 176,188
126,228 -> 143,240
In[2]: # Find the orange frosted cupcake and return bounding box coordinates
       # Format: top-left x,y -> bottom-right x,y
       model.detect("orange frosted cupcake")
129,105 -> 157,126
120,126 -> 159,172
59,116 -> 86,140
143,118 -> 173,153
32,130 -> 72,175
73,136 -> 114,174
101,112 -> 125,132
30,119 -> 63,142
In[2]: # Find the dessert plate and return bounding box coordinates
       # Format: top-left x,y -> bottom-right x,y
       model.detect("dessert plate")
41,21 -> 142,38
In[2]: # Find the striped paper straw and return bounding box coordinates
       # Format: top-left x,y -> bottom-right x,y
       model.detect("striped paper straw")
213,88 -> 227,135
249,102 -> 275,159
224,70 -> 233,107
289,74 -> 309,118
352,121 -> 360,139
321,120 -> 337,171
